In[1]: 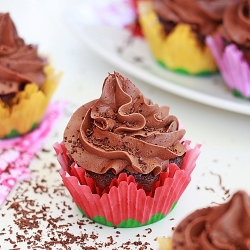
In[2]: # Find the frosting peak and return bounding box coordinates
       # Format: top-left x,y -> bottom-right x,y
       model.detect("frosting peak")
172,191 -> 250,250
64,72 -> 186,175
0,13 -> 47,98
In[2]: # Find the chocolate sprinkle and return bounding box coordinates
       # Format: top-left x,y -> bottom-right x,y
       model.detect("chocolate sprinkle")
0,143 -> 157,249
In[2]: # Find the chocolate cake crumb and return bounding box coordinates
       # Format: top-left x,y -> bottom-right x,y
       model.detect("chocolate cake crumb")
205,187 -> 215,192
145,228 -> 152,234
210,171 -> 231,200
34,153 -> 40,159
41,148 -> 50,153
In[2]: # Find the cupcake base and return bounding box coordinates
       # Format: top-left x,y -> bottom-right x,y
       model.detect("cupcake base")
54,141 -> 201,228
78,203 -> 176,228
3,123 -> 38,139
157,237 -> 172,250
206,35 -> 250,99
138,1 -> 217,75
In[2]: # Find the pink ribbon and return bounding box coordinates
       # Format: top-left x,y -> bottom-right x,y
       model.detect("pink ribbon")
0,101 -> 66,207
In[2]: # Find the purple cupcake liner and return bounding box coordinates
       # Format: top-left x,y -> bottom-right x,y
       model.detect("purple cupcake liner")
206,34 -> 250,99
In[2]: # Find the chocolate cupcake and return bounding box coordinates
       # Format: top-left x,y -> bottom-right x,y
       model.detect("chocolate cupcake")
138,0 -> 232,75
54,71 -> 201,227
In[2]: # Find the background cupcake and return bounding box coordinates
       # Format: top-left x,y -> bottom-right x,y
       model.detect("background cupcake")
138,0 -> 232,75
206,0 -> 250,99
0,13 -> 61,139
54,71 -> 201,228
125,0 -> 144,37
157,190 -> 250,250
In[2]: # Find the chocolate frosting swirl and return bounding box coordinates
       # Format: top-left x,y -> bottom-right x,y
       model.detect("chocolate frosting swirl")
172,191 -> 250,250
0,13 -> 47,98
153,0 -> 232,38
64,72 -> 186,175
221,1 -> 250,47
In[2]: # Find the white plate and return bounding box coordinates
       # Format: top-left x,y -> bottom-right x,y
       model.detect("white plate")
65,1 -> 250,116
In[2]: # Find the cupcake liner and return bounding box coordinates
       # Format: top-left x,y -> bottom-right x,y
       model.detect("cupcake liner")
206,35 -> 250,99
157,237 -> 172,250
0,65 -> 61,139
138,1 -> 217,75
54,141 -> 201,228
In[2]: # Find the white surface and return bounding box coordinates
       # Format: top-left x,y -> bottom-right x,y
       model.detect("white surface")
66,1 -> 250,116
0,1 -> 250,249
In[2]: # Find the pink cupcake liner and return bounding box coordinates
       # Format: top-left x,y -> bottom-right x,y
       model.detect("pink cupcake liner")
206,35 -> 250,98
54,141 -> 201,227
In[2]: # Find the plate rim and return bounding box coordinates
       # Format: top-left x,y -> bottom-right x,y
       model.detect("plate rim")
65,4 -> 250,116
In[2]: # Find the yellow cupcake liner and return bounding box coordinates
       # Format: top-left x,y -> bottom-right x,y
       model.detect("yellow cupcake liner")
157,237 -> 172,250
0,65 -> 62,139
138,1 -> 217,75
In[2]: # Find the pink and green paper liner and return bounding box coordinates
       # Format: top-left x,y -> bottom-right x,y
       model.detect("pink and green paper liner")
54,141 -> 201,228
206,34 -> 250,99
